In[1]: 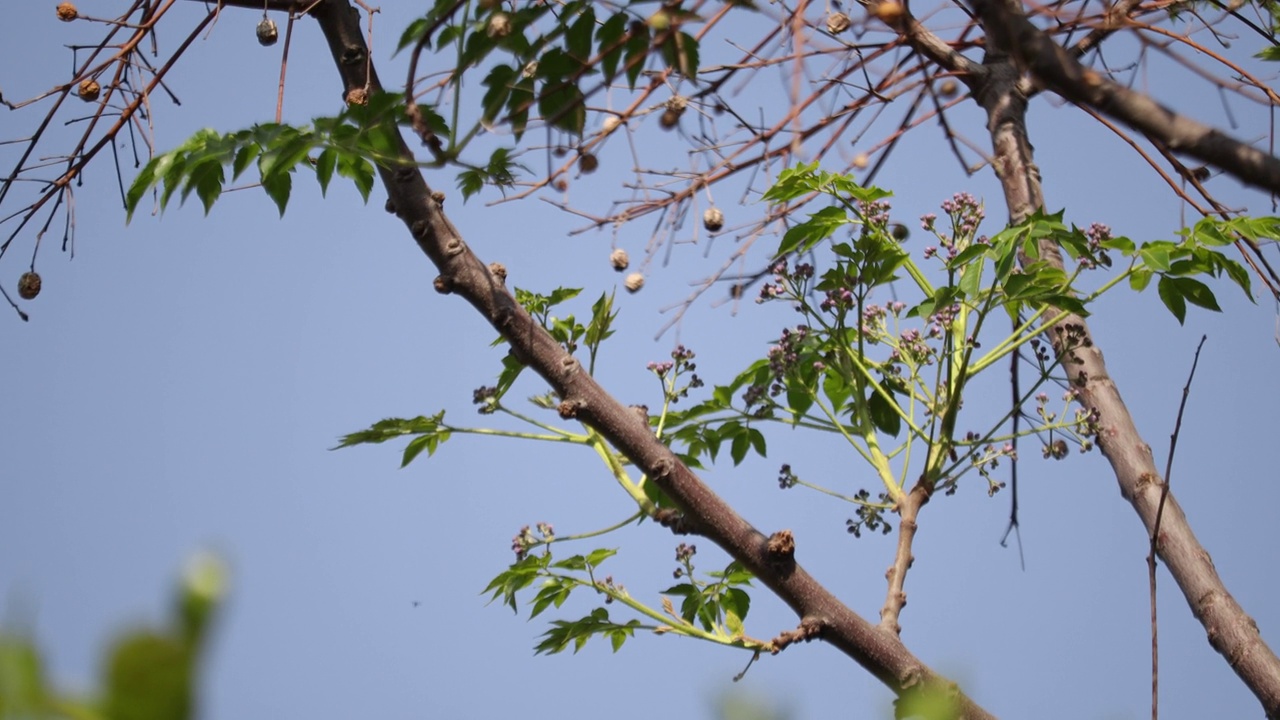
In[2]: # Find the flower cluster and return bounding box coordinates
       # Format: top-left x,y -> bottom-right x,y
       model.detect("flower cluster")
777,463 -> 798,489
510,521 -> 555,560
473,385 -> 499,414
757,259 -> 814,305
846,490 -> 894,537
922,192 -> 986,261
648,344 -> 703,403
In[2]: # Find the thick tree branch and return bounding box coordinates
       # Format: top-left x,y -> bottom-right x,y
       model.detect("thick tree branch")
293,0 -> 997,716
971,28 -> 1280,717
967,0 -> 1280,196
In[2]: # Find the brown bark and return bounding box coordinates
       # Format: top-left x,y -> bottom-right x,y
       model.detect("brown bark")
293,0 -> 997,717
965,13 -> 1280,716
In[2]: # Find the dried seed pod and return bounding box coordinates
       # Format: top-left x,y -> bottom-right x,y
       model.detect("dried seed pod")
610,248 -> 630,272
554,178 -> 569,192
18,271 -> 41,300
601,115 -> 622,133
852,153 -> 870,169
578,152 -> 599,174
346,87 -> 368,106
703,207 -> 724,232
826,12 -> 851,34
937,79 -> 959,98
77,79 -> 100,102
487,12 -> 512,38
256,17 -> 278,46
624,272 -> 645,293
659,108 -> 681,130
871,1 -> 905,23
56,2 -> 78,21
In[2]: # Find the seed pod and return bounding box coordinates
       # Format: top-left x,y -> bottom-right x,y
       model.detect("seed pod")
78,79 -> 100,102
703,207 -> 725,232
937,79 -> 959,98
256,17 -> 278,46
826,12 -> 851,34
872,1 -> 905,23
852,153 -> 869,169
56,2 -> 78,21
578,153 -> 599,174
891,223 -> 909,241
659,108 -> 681,130
554,178 -> 569,192
18,271 -> 41,300
610,248 -> 630,271
601,116 -> 622,133
487,12 -> 512,38
624,272 -> 645,293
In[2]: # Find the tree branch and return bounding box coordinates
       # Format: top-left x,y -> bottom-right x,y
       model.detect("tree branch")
296,0 -> 996,715
967,0 -> 1280,196
970,19 -> 1280,716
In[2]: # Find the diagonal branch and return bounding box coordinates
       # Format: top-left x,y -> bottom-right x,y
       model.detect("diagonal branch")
968,13 -> 1280,715
297,0 -> 997,716
968,0 -> 1280,195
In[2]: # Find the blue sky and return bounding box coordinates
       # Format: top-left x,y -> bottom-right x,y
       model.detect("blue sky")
3,2 -> 1279,719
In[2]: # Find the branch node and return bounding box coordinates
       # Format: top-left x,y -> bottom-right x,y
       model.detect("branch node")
769,616 -> 824,654
443,238 -> 465,257
653,507 -> 693,534
488,262 -> 507,285
556,398 -> 583,419
432,275 -> 453,295
340,46 -> 365,66
383,198 -> 396,215
395,166 -> 416,184
411,219 -> 428,239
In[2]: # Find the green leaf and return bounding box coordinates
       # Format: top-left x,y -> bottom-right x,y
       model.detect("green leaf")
778,205 -> 848,255
1129,267 -> 1153,292
260,166 -> 292,217
104,630 -> 192,720
565,7 -> 596,62
597,13 -> 628,82
1167,276 -> 1221,312
1157,275 -> 1187,324
867,389 -> 901,437
538,82 -> 587,136
314,148 -> 337,196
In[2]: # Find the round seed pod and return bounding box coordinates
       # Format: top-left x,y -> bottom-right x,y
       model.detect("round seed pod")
18,271 -> 41,300
624,272 -> 645,293
256,18 -> 278,46
826,12 -> 851,34
853,153 -> 870,169
937,79 -> 959,98
703,207 -> 725,232
872,1 -> 905,23
78,79 -> 100,102
578,153 -> 599,174
659,108 -> 681,130
487,12 -> 512,38
610,248 -> 630,272
56,3 -> 78,21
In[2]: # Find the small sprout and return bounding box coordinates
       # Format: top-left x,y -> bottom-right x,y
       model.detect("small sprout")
826,12 -> 851,34
937,78 -> 959,98
852,153 -> 869,169
578,152 -> 599,174
77,79 -> 100,102
56,2 -> 78,21
610,248 -> 630,271
486,12 -> 512,38
256,17 -> 278,46
703,207 -> 725,232
18,271 -> 42,300
624,272 -> 645,293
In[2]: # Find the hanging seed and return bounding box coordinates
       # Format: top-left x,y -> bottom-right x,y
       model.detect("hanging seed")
624,272 -> 645,293
826,12 -> 851,34
578,153 -> 599,174
18,271 -> 41,300
77,79 -> 100,102
852,153 -> 870,169
610,248 -> 630,272
256,17 -> 278,46
56,2 -> 78,21
703,207 -> 725,232
937,79 -> 959,98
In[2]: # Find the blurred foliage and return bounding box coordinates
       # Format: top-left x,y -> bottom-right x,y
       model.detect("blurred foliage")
0,554 -> 226,720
